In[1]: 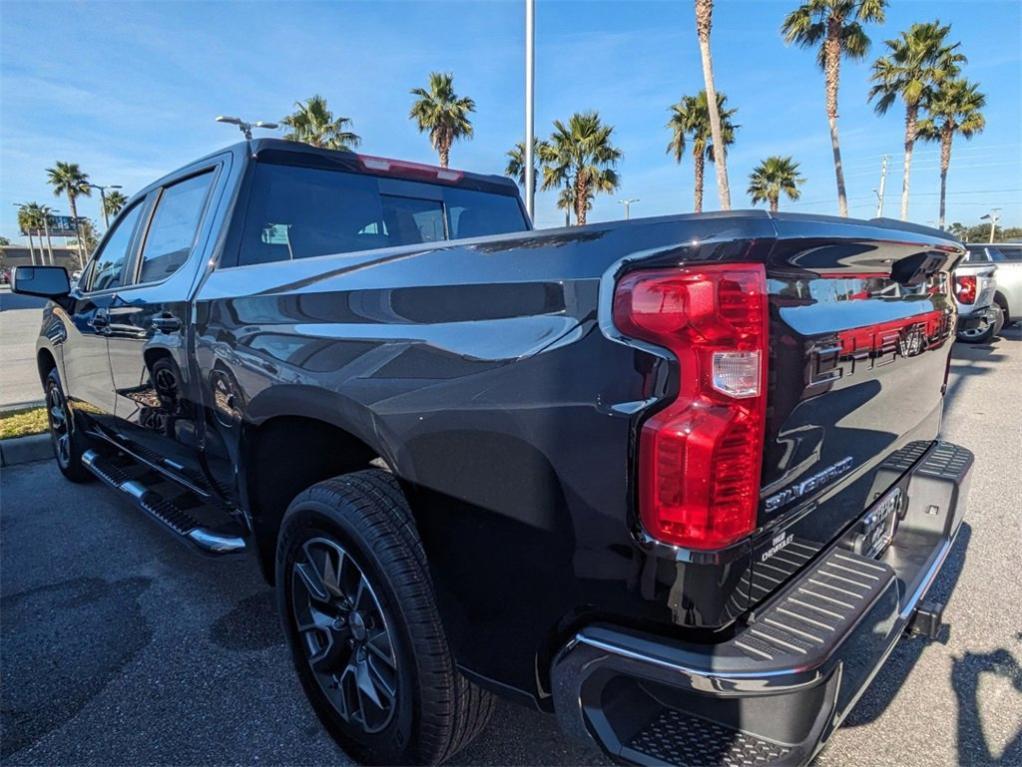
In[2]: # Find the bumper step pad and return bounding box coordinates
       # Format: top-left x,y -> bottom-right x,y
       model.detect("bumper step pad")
739,550 -> 893,665
628,709 -> 791,767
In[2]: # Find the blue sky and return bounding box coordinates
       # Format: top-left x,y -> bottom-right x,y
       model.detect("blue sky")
2,0 -> 1020,238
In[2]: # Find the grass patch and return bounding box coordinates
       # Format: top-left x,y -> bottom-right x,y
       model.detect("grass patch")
0,406 -> 49,440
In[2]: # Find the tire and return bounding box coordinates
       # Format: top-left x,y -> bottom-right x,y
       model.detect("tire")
276,469 -> 494,765
43,368 -> 92,482
957,309 -> 998,344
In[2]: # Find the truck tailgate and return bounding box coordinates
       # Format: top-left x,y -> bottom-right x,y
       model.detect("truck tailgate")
749,217 -> 962,604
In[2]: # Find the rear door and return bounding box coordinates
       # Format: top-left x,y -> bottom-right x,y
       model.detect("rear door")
106,162 -> 223,495
748,219 -> 960,598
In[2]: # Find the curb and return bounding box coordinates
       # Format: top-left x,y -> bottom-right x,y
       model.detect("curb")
0,433 -> 53,467
0,399 -> 46,414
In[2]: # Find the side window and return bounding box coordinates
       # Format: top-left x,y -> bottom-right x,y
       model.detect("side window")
89,202 -> 144,292
137,170 -> 214,283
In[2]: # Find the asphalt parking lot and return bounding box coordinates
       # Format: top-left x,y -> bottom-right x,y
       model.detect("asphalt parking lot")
2,328 -> 1021,766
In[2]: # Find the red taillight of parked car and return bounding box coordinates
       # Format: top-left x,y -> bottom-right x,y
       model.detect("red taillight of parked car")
613,264 -> 768,550
954,274 -> 977,305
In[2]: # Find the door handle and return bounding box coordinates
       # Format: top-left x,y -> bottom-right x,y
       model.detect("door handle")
151,313 -> 182,333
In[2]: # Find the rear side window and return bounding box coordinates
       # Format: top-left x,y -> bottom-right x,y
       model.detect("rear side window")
138,171 -> 214,283
236,162 -> 525,266
89,202 -> 144,292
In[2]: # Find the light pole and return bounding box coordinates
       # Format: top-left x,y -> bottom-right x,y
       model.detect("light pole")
874,155 -> 888,218
88,183 -> 123,228
523,0 -> 536,222
618,198 -> 640,220
981,209 -> 1001,244
216,115 -> 279,141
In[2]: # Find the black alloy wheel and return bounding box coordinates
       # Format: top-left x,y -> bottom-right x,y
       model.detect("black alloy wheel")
291,537 -> 399,734
43,368 -> 91,482
277,470 -> 494,765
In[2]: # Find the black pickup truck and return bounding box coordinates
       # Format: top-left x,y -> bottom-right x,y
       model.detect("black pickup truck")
13,139 -> 972,767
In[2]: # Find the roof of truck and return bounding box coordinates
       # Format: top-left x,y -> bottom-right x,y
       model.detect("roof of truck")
238,138 -> 521,196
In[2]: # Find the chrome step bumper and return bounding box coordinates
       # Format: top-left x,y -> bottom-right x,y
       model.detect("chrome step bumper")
81,449 -> 247,555
551,441 -> 973,766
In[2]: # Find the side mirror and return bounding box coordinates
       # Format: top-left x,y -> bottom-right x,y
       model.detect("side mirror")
11,266 -> 71,299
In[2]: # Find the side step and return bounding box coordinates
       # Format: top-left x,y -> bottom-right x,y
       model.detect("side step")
82,449 -> 247,555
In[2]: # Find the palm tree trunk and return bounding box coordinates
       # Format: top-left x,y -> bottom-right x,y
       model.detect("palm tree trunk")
770,197 -> 779,214
27,232 -> 37,265
900,104 -> 918,221
824,19 -> 848,217
694,0 -> 731,211
45,221 -> 55,266
439,144 -> 450,169
575,174 -> 588,227
938,128 -> 952,230
68,194 -> 84,268
693,151 -> 705,213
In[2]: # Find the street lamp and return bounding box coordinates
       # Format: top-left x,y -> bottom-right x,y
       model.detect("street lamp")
981,209 -> 1001,244
618,198 -> 640,220
88,183 -> 123,228
523,0 -> 535,222
216,115 -> 279,141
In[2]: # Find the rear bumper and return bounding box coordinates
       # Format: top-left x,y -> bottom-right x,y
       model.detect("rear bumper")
551,441 -> 972,766
957,306 -> 997,332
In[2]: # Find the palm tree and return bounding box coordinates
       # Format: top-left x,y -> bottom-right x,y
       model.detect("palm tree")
782,0 -> 886,217
541,111 -> 622,227
15,205 -> 38,265
281,95 -> 360,150
46,161 -> 91,267
748,156 -> 806,212
917,79 -> 985,230
505,139 -> 549,193
409,72 -> 475,168
23,203 -> 54,265
869,21 -> 965,221
103,190 -> 128,221
667,91 -> 738,213
693,0 -> 732,210
70,218 -> 99,258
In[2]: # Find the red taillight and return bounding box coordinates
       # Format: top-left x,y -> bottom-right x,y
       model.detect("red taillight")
356,154 -> 464,183
613,264 -> 769,550
954,274 -> 977,305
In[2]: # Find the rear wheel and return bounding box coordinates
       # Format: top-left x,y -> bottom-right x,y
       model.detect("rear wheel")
44,368 -> 91,482
276,469 -> 493,765
957,307 -> 999,344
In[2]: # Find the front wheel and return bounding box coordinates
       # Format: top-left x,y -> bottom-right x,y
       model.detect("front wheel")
44,368 -> 92,482
276,470 -> 493,765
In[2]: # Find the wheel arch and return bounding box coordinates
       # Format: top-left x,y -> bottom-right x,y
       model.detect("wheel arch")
994,291 -> 1010,321
36,346 -> 58,384
238,387 -> 392,583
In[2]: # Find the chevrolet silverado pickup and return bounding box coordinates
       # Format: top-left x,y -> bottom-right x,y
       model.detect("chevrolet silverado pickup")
13,138 -> 973,767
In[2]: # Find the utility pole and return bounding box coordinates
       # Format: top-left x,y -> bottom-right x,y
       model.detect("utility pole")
981,209 -> 1001,244
618,198 -> 640,220
88,183 -> 123,229
874,155 -> 888,218
523,0 -> 536,223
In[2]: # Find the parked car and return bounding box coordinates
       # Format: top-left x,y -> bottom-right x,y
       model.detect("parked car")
953,257 -> 1001,343
12,139 -> 973,767
965,244 -> 1022,329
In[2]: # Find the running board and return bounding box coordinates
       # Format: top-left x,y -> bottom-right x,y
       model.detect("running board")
81,449 -> 247,555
